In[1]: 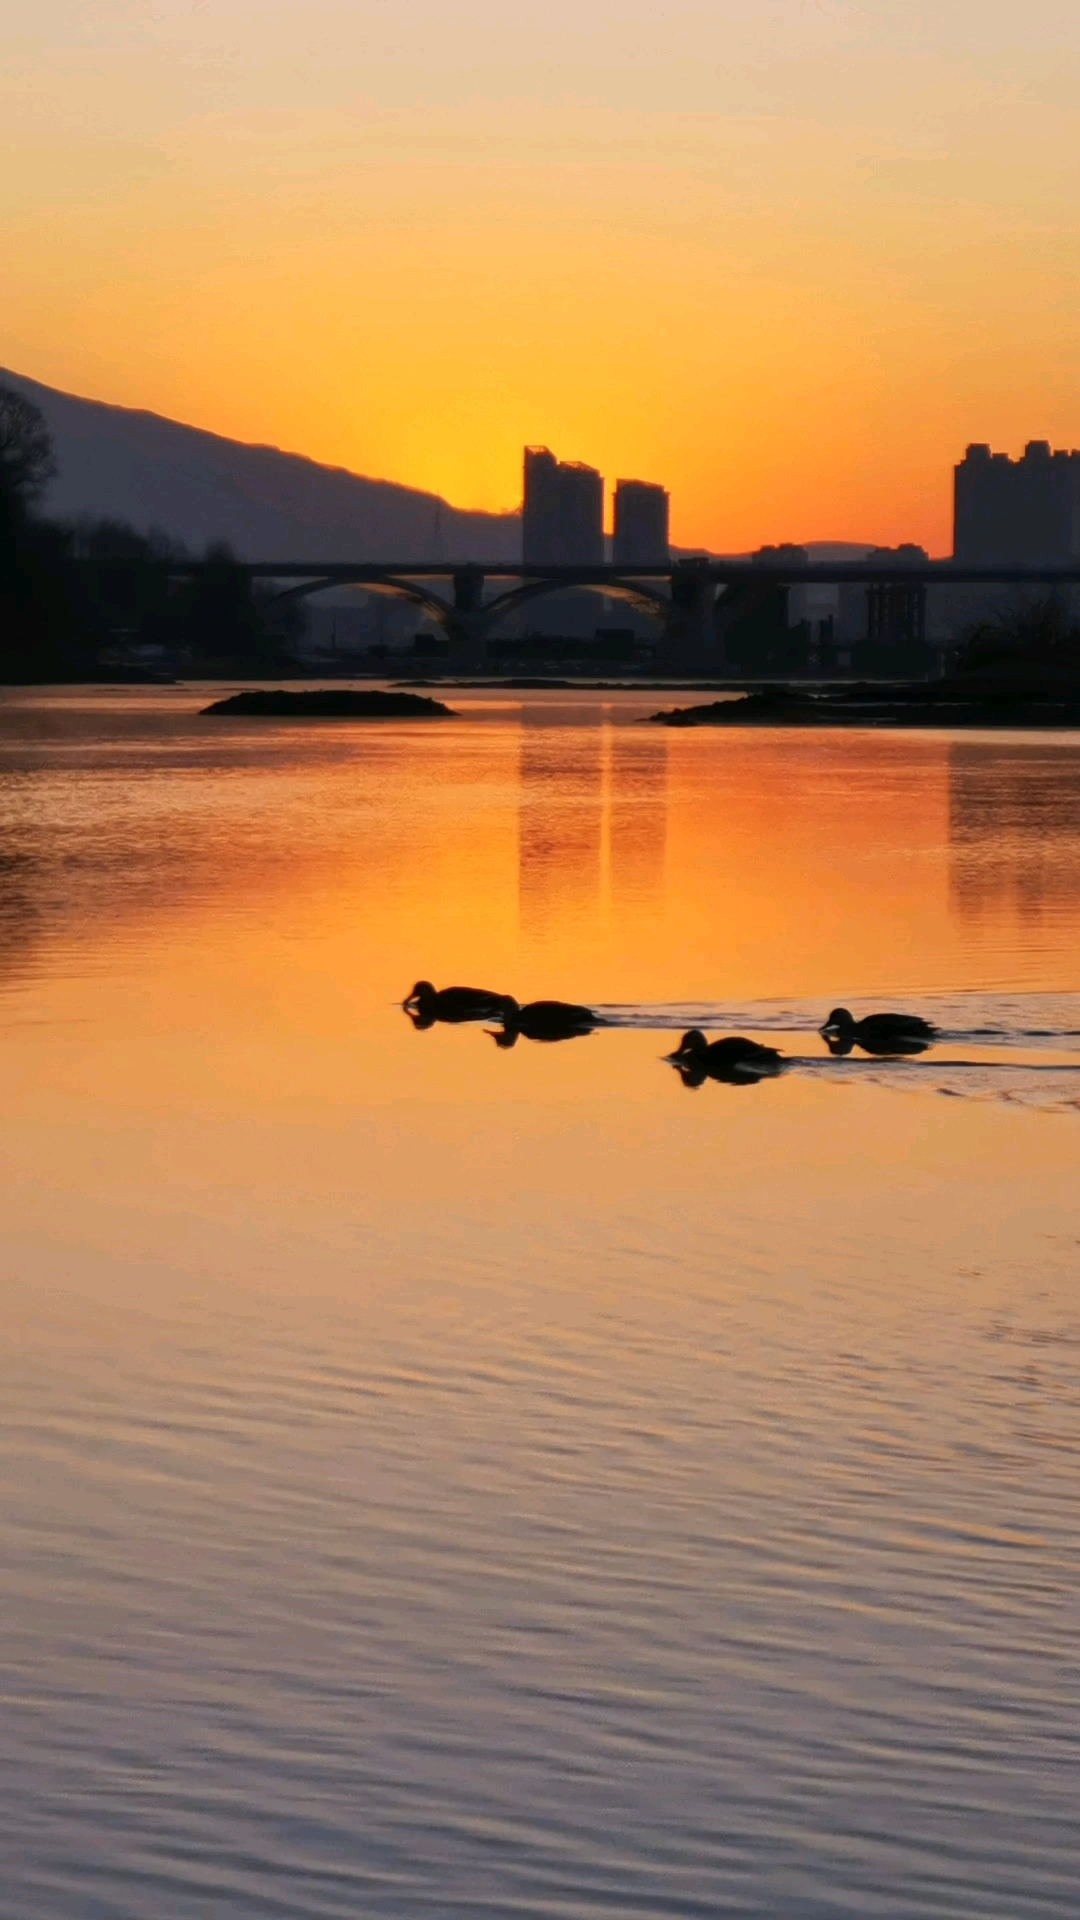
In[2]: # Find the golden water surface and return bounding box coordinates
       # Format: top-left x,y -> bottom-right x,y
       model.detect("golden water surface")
1,686 -> 1079,1918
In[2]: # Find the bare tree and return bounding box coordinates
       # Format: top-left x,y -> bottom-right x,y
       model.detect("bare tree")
0,384 -> 55,508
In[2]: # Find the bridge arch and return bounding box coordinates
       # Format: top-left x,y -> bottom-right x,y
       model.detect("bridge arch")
265,570 -> 669,647
480,575 -> 669,634
266,573 -> 453,625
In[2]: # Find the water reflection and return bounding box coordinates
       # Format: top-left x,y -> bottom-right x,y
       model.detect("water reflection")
517,712 -> 667,942
0,853 -> 41,983
518,712 -> 604,939
949,742 -> 1080,924
5,692 -> 1080,1919
608,728 -> 667,911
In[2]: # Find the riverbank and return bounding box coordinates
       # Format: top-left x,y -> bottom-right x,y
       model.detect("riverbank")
650,680 -> 1080,728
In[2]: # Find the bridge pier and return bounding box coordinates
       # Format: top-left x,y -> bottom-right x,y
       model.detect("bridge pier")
445,565 -> 489,671
660,560 -> 720,674
712,575 -> 789,666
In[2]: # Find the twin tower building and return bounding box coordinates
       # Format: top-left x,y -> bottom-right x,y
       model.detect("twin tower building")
523,447 -> 669,569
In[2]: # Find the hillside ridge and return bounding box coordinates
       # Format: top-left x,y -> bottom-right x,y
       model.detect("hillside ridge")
0,368 -> 521,563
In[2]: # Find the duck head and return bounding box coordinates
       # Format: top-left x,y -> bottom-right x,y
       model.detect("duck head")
669,1029 -> 708,1066
821,1007 -> 855,1038
403,980 -> 437,1028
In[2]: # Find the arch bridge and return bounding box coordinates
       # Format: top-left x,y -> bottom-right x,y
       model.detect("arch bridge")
158,558 -> 1080,672
257,561 -> 672,665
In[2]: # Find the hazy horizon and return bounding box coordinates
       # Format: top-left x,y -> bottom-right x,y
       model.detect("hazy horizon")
4,363 -> 894,556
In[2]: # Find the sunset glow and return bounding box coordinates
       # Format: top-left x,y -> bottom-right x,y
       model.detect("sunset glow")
5,1 -> 1080,548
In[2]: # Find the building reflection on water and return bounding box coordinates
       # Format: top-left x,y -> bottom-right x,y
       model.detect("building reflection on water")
517,708 -> 667,941
949,742 -> 1080,923
608,727 -> 667,910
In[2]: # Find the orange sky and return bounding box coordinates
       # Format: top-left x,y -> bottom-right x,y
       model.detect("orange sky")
5,1 -> 1080,552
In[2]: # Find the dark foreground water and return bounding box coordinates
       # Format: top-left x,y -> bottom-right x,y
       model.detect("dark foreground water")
1,686 -> 1079,1918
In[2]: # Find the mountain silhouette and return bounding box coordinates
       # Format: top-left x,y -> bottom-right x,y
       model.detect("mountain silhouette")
0,368 -> 520,563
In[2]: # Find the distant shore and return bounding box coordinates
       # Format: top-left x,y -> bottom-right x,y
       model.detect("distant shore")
649,682 -> 1080,729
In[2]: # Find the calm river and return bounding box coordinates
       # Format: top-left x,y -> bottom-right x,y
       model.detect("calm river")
1,684 -> 1079,1918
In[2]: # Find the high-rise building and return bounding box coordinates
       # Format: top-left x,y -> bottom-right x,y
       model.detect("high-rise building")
612,480 -> 669,566
523,447 -> 604,565
522,448 -> 560,565
954,441 -> 1080,564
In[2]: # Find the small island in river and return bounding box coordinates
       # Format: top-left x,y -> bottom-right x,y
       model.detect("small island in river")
201,689 -> 457,719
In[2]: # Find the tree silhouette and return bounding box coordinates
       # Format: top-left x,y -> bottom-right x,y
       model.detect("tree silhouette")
0,384 -> 55,517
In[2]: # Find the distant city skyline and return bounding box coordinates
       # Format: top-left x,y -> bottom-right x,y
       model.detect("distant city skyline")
10,347 -> 1080,558
10,362 -> 1080,572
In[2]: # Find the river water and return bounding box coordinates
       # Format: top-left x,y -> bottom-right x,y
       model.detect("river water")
1,684 -> 1079,1918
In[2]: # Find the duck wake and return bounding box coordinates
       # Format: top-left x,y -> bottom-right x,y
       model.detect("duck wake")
591,991 -> 1080,1052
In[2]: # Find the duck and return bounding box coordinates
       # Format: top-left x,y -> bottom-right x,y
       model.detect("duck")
403,980 -> 510,1028
820,1007 -> 936,1056
490,997 -> 601,1048
668,1030 -> 783,1084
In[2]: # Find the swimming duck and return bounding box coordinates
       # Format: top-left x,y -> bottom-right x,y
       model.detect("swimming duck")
404,980 -> 510,1028
490,997 -> 600,1047
668,1030 -> 783,1083
821,1007 -> 936,1056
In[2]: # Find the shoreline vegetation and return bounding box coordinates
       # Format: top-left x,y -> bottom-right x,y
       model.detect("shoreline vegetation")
1,382 -> 307,686
201,689 -> 456,719
649,683 -> 1080,728
650,603 -> 1080,729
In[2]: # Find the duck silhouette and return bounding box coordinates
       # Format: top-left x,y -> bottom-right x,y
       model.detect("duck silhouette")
489,997 -> 601,1048
668,1030 -> 783,1086
821,1007 -> 936,1057
404,980 -> 510,1029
